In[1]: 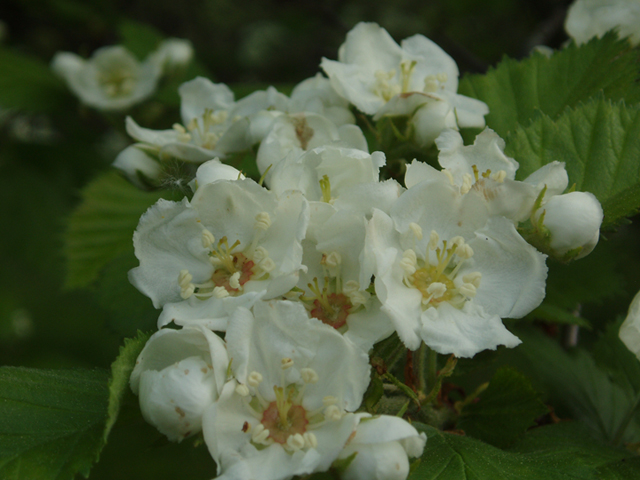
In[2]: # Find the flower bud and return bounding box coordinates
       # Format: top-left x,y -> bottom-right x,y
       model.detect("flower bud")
112,145 -> 162,188
620,290 -> 640,361
535,191 -> 603,259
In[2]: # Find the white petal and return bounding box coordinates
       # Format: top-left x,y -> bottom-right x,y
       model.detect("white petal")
620,290 -> 640,360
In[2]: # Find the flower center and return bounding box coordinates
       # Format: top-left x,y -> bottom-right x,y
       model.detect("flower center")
235,360 -> 345,453
401,228 -> 481,310
172,108 -> 230,149
458,164 -> 507,195
99,69 -> 136,97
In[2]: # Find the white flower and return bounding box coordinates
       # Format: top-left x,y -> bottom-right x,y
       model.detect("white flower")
112,144 -> 162,188
256,112 -> 368,180
337,415 -> 426,480
532,190 -> 603,259
51,45 -> 161,111
289,73 -> 355,126
268,145 -> 385,203
130,326 -> 229,442
128,177 -> 309,330
565,0 -> 640,45
620,289 -> 640,360
364,180 -> 547,356
320,22 -> 488,145
202,300 -> 371,480
125,77 -> 289,163
293,203 -> 395,351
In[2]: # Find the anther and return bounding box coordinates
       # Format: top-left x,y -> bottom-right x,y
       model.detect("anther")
462,272 -> 482,288
286,433 -> 305,451
252,424 -> 270,444
409,222 -> 423,240
180,284 -> 195,299
461,174 -> 473,195
213,286 -> 230,298
229,271 -> 241,290
201,229 -> 215,249
322,396 -> 338,406
442,169 -> 455,185
491,170 -> 507,183
248,371 -> 263,387
300,368 -> 319,384
178,270 -> 193,288
426,282 -> 447,299
436,72 -> 448,83
429,231 -> 440,250
259,257 -> 276,273
303,432 -> 318,449
255,212 -> 272,231
450,236 -> 465,248
459,283 -> 477,298
281,358 -> 294,370
235,384 -> 250,397
324,405 -> 342,421
457,244 -> 474,259
324,252 -> 342,269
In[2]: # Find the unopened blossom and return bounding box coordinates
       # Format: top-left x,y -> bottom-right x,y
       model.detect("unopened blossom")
126,76 -> 289,163
149,38 -> 194,71
202,300 -> 371,480
565,0 -> 640,45
256,112 -> 368,181
129,176 -> 309,330
51,45 -> 161,111
364,180 -> 547,356
620,289 -> 640,360
321,22 -> 488,146
532,190 -> 603,260
130,326 -> 229,442
337,415 -> 426,480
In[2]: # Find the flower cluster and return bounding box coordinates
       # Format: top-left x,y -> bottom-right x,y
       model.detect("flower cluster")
123,22 -> 604,480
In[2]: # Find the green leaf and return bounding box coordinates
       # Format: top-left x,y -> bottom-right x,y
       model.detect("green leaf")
64,170 -> 168,289
505,97 -> 640,229
104,331 -> 150,442
458,32 -> 640,138
504,326 -> 640,445
0,367 -> 109,479
0,47 -> 68,112
411,422 -> 637,480
593,318 -> 640,396
457,367 -> 547,448
527,302 -> 592,329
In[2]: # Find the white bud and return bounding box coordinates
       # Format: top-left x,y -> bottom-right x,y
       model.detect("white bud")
536,191 -> 603,257
620,290 -> 640,361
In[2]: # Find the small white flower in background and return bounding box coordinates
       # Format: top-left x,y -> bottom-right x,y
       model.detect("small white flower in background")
364,180 -> 547,356
321,22 -> 488,146
130,326 -> 229,442
150,38 -> 194,71
129,175 -> 309,331
125,76 -> 289,163
620,289 -> 640,360
565,0 -> 640,45
51,45 -> 162,111
203,300 -> 371,480
337,415 -> 426,480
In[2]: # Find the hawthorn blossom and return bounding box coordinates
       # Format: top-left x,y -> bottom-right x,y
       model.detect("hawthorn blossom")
130,326 -> 229,441
289,73 -> 356,126
321,22 -> 488,146
51,45 -> 161,111
126,76 -> 289,163
202,300 -> 371,480
129,177 -> 309,330
364,180 -> 547,356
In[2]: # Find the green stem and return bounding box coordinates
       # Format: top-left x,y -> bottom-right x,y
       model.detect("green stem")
613,391 -> 640,445
417,343 -> 428,393
427,347 -> 438,392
